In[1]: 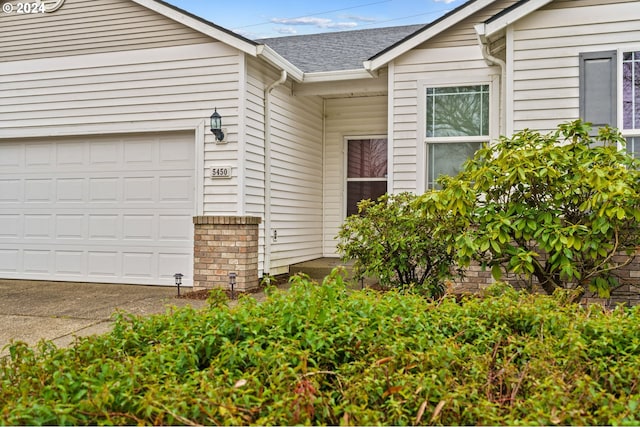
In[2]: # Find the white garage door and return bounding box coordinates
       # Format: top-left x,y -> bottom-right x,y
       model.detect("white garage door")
0,132 -> 195,286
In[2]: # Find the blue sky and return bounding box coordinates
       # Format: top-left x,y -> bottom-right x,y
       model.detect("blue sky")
163,0 -> 464,40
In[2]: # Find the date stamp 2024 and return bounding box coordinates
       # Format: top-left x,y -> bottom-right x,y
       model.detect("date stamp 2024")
1,0 -> 65,14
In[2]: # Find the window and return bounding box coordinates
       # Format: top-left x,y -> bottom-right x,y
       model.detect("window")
579,50 -> 640,157
346,138 -> 387,216
623,51 -> 640,157
425,85 -> 489,188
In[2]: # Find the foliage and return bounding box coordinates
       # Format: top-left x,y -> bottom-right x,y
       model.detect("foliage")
337,192 -> 459,298
3,272 -> 640,425
420,120 -> 640,300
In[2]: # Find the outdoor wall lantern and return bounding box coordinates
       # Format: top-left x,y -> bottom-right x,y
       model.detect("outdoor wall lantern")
174,273 -> 183,297
210,108 -> 225,142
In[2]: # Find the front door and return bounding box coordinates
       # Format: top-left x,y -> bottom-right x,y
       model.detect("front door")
345,137 -> 388,216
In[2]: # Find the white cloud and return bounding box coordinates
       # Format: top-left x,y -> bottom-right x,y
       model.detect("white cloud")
271,16 -> 358,29
271,17 -> 332,26
433,0 -> 458,3
342,14 -> 378,23
275,27 -> 298,35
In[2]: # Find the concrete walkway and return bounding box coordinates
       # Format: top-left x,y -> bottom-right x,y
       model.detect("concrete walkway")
0,280 -> 208,357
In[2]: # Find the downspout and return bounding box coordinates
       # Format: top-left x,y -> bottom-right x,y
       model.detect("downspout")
263,70 -> 287,275
477,32 -> 506,137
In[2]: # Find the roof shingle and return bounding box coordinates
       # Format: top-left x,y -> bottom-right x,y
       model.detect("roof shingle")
258,24 -> 424,73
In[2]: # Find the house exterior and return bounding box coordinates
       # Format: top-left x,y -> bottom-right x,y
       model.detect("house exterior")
1,0 -> 639,291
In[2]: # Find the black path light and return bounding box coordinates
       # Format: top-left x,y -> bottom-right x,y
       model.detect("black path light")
210,108 -> 225,142
229,272 -> 237,300
174,273 -> 183,297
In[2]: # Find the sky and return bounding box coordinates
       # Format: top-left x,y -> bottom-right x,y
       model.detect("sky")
163,0 -> 465,40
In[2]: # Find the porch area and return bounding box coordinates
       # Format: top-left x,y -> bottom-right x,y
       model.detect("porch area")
289,257 -> 378,287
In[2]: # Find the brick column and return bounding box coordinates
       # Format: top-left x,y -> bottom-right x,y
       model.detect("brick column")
193,216 -> 261,292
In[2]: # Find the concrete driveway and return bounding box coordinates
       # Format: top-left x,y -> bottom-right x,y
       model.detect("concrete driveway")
0,279 -> 208,357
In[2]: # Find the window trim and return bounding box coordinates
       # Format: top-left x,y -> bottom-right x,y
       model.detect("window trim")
417,74 -> 499,193
618,48 -> 640,140
421,80 -> 495,190
343,135 -> 388,218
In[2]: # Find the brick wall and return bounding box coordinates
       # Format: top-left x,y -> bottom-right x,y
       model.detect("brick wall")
193,216 -> 261,292
453,254 -> 640,307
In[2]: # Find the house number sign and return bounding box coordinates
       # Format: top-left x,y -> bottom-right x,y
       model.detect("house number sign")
210,166 -> 232,179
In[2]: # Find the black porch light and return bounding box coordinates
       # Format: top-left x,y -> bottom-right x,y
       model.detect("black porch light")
210,108 -> 225,142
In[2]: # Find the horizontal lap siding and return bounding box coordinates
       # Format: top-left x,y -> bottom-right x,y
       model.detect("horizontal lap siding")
323,95 -> 388,255
416,0 -> 518,49
392,46 -> 496,193
0,0 -> 212,62
269,86 -> 324,268
245,58 -> 325,272
244,58 -> 267,221
512,1 -> 640,132
1,41 -> 243,215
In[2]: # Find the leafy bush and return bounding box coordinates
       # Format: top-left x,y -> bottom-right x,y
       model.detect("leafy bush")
337,192 -> 459,298
2,271 -> 640,425
421,120 -> 640,300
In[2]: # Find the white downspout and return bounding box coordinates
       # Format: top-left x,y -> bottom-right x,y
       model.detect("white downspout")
477,31 -> 506,137
263,70 -> 287,275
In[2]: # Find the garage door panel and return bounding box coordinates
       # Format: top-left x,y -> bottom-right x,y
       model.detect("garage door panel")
24,215 -> 53,239
158,253 -> 191,280
0,145 -> 22,168
0,215 -> 20,238
89,215 -> 120,239
123,215 -> 155,240
25,144 -> 54,167
24,250 -> 51,274
55,251 -> 85,276
0,132 -> 195,286
57,178 -> 85,202
0,179 -> 21,202
0,249 -> 19,272
124,177 -> 155,202
56,215 -> 85,239
87,251 -> 119,278
122,253 -> 155,279
159,215 -> 192,241
57,142 -> 85,166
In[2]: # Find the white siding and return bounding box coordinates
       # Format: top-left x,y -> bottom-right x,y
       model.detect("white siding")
416,0 -> 518,49
269,86 -> 324,271
0,0 -> 212,62
323,96 -> 388,255
391,46 -> 500,193
511,1 -> 640,132
0,41 -> 244,216
244,58 -> 324,273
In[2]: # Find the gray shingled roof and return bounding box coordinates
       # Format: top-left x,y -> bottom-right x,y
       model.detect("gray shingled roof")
258,24 -> 424,73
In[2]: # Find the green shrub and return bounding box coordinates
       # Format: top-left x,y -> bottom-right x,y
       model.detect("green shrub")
420,120 -> 640,301
2,271 -> 640,425
337,192 -> 459,298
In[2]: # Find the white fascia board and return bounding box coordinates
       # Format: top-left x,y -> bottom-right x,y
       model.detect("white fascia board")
365,0 -> 497,72
131,0 -> 258,56
303,69 -> 375,83
481,0 -> 554,41
256,45 -> 304,83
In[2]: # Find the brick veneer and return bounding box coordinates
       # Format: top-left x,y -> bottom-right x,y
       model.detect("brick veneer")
453,252 -> 640,307
193,216 -> 261,291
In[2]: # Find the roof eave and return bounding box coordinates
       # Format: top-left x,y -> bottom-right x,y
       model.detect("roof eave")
480,0 -> 555,41
303,69 -> 377,83
365,0 -> 497,72
130,0 -> 306,81
131,0 -> 258,55
256,45 -> 305,83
